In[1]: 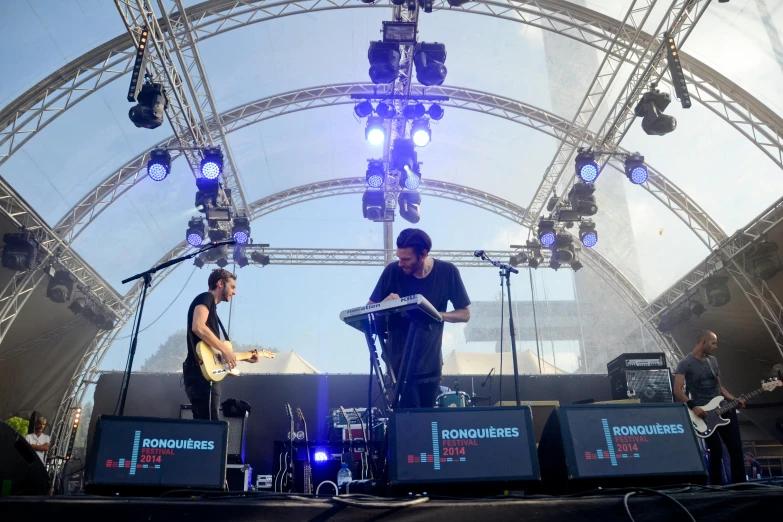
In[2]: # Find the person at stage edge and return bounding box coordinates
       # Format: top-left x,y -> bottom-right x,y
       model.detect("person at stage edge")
183,268 -> 259,420
369,228 -> 471,408
674,330 -> 747,485
25,416 -> 50,464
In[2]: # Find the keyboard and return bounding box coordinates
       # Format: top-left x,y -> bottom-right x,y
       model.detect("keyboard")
340,294 -> 442,332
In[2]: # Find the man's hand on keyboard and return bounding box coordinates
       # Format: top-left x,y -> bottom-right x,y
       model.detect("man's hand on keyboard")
382,293 -> 400,302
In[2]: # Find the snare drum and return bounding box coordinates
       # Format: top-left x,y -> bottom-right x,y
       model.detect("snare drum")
436,391 -> 470,408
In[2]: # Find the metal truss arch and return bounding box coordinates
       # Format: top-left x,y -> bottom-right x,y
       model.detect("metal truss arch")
1,0 -> 781,176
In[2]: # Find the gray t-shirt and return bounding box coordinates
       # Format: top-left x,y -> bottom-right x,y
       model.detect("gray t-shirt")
675,354 -> 721,406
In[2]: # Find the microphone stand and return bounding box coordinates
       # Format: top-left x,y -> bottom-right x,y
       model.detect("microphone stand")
116,241 -> 231,416
478,253 -> 521,406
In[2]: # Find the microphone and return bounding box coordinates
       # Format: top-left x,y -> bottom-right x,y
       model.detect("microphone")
474,250 -> 485,258
481,367 -> 495,387
210,238 -> 238,247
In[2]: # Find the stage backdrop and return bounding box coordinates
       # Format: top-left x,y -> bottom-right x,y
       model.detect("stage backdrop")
90,372 -> 613,477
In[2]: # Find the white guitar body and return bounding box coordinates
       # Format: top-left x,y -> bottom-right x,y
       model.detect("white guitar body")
687,396 -> 730,438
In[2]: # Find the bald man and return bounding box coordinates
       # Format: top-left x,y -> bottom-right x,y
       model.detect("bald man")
674,330 -> 746,484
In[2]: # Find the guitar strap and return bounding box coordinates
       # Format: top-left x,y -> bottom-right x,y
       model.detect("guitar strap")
705,355 -> 719,379
216,315 -> 230,342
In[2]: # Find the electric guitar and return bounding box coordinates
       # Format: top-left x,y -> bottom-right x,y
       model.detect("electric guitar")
296,407 -> 312,494
275,403 -> 295,492
195,339 -> 275,382
688,378 -> 781,438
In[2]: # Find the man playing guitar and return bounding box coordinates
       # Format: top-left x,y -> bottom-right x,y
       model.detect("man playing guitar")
674,330 -> 746,484
183,268 -> 259,420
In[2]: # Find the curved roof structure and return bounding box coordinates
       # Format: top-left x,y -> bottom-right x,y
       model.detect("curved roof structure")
1,0 -> 783,459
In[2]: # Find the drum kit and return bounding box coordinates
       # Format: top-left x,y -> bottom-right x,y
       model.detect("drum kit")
435,380 -> 490,408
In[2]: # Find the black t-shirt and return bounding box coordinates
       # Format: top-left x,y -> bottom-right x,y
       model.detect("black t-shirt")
369,259 -> 471,380
184,292 -> 221,379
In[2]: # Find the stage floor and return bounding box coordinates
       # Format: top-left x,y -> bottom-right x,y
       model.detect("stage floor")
2,486 -> 782,521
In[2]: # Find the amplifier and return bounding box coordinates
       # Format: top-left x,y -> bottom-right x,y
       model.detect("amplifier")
537,404 -> 706,493
610,369 -> 673,403
180,405 -> 247,463
85,415 -> 228,496
608,353 -> 668,372
388,407 -> 539,493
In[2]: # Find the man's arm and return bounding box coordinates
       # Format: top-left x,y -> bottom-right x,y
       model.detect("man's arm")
441,306 -> 470,323
717,376 -> 746,406
29,442 -> 50,451
674,373 -> 707,419
192,304 -> 236,369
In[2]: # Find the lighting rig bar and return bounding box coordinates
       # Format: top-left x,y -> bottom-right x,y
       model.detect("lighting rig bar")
350,94 -> 450,102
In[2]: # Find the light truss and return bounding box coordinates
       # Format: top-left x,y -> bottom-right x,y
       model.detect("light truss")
114,0 -> 248,216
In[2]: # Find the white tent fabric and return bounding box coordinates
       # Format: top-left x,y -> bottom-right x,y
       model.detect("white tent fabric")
442,350 -> 565,376
234,351 -> 320,375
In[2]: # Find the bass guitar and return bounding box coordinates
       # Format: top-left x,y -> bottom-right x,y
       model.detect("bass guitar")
688,378 -> 781,438
296,407 -> 312,494
195,340 -> 274,382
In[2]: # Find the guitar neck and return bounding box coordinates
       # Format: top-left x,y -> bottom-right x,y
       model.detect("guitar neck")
235,351 -> 258,361
717,386 -> 765,414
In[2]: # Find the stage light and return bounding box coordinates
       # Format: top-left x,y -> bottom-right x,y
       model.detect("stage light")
354,100 -> 374,118
634,89 -> 677,136
69,297 -> 87,315
553,234 -> 575,263
400,164 -> 421,190
624,153 -> 648,185
411,119 -> 431,147
365,116 -> 386,146
186,217 -> 205,247
368,41 -> 401,84
575,151 -> 598,183
665,34 -> 691,108
382,21 -> 417,44
403,103 -> 426,120
689,300 -> 705,318
2,232 -> 39,271
201,148 -> 223,179
391,138 -> 416,171
526,240 -> 543,269
398,191 -> 421,224
233,245 -> 249,268
147,149 -> 171,181
194,255 -> 205,268
568,182 -> 598,216
195,178 -> 231,222
314,451 -> 328,462
746,240 -> 781,280
128,82 -> 167,129
509,252 -> 528,267
375,102 -> 395,119
579,220 -> 597,248
250,251 -> 271,266
571,259 -> 583,271
366,160 -> 385,188
414,42 -> 447,86
446,0 -> 473,5
232,216 -> 251,245
428,104 -> 444,121
47,270 -> 75,303
537,220 -> 556,248
705,275 -> 730,307
362,190 -> 386,221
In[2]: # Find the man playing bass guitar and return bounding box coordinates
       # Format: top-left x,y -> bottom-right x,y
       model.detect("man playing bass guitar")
674,330 -> 746,484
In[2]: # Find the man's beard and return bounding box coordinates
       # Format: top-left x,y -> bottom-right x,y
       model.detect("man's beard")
222,287 -> 230,301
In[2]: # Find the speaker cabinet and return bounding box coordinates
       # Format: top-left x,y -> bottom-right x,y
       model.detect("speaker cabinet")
179,405 -> 248,463
610,369 -> 673,403
0,421 -> 48,495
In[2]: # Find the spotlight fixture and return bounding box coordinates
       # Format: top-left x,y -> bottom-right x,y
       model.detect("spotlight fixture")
186,217 -> 205,247
704,275 -> 731,307
570,259 -> 583,271
382,21 -> 417,44
69,296 -> 87,315
147,149 -> 171,182
250,251 -> 271,266
689,299 -> 706,318
624,153 -> 648,185
47,270 -> 75,304
232,216 -> 251,245
509,251 -> 528,267
579,220 -> 598,248
634,88 -> 677,136
201,148 -> 223,179
391,138 -> 416,171
375,102 -> 395,119
658,305 -> 693,332
568,182 -> 598,216
746,240 -> 781,280
362,190 -> 386,221
195,178 -> 230,221
428,104 -> 444,121
527,239 -> 543,269
367,41 -> 401,84
2,231 -> 39,271
366,160 -> 385,188
233,245 -> 249,268
127,28 -> 150,102
411,119 -> 431,147
194,255 -> 205,268
553,234 -> 575,263
365,116 -> 386,146
400,164 -> 421,190
398,191 -> 421,224
537,219 -> 556,248
128,82 -> 167,129
413,42 -> 447,86
664,34 -> 691,109
575,150 -> 598,183
403,103 -> 426,120
446,0 -> 473,5
354,100 -> 374,118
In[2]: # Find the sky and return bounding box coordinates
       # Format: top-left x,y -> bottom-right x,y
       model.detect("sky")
1,0 -> 782,375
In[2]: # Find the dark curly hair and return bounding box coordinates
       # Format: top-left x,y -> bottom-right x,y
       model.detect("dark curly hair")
208,268 -> 236,290
396,228 -> 432,257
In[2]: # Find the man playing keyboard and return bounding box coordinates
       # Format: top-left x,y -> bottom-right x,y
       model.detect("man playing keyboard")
368,228 -> 471,408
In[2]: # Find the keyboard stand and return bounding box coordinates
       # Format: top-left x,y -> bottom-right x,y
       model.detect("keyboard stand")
363,313 -> 394,417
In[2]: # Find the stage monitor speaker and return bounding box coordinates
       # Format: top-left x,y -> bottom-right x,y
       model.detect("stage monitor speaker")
537,404 -> 706,493
610,368 -> 673,403
85,415 -> 228,496
494,401 -> 559,444
179,404 -> 247,464
389,407 -> 540,494
0,420 -> 48,495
